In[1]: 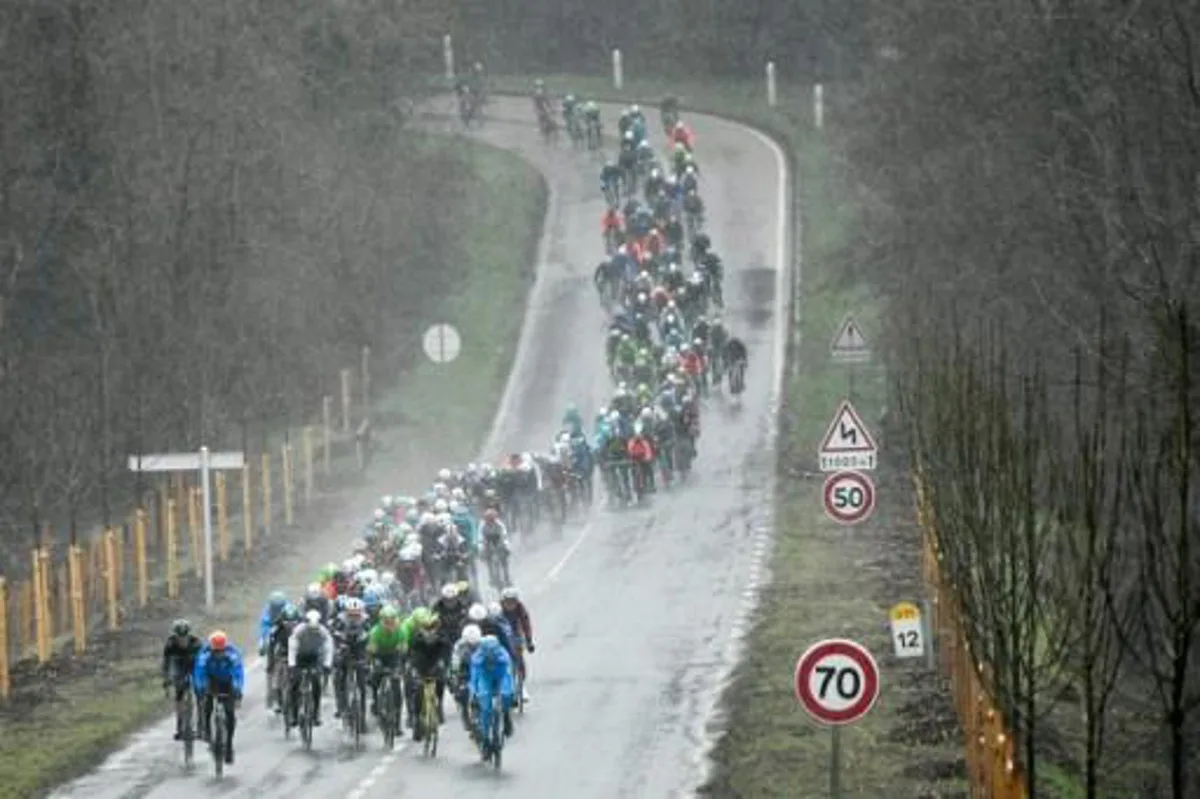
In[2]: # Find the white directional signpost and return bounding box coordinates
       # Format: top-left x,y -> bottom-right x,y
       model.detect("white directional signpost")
819,399 -> 878,472
830,313 -> 871,363
422,323 -> 462,364
795,638 -> 881,798
822,470 -> 877,525
128,448 -> 245,608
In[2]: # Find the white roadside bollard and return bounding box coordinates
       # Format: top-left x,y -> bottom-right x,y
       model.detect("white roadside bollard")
766,61 -> 777,108
814,83 -> 824,129
443,34 -> 454,81
612,48 -> 623,90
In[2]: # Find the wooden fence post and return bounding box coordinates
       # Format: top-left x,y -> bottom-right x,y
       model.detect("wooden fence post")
32,549 -> 49,663
361,345 -> 371,417
242,462 -> 253,553
261,452 -> 273,537
69,546 -> 86,653
56,563 -> 69,636
322,395 -> 333,474
166,498 -> 179,599
188,488 -> 202,578
303,426 -> 314,506
0,578 -> 8,699
135,509 -> 149,607
104,529 -> 119,631
282,442 -> 294,526
216,472 -> 229,561
340,368 -> 352,433
39,549 -> 52,660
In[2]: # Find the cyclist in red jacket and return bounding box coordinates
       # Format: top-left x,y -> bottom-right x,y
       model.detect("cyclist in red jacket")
499,587 -> 535,702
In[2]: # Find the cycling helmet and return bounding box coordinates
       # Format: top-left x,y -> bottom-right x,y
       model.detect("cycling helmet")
305,610 -> 322,627
379,570 -> 395,587
359,569 -> 379,587
171,618 -> 190,636
441,583 -> 458,600
487,601 -> 503,617
468,603 -> 487,622
344,597 -> 365,615
501,587 -> 519,602
373,508 -> 385,521
306,583 -> 322,600
461,624 -> 482,646
434,499 -> 449,513
380,605 -> 400,625
208,631 -> 228,651
282,604 -> 300,622
456,580 -> 471,596
419,610 -> 440,630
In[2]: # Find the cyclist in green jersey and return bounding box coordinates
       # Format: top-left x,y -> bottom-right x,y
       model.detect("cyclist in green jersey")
367,606 -> 406,723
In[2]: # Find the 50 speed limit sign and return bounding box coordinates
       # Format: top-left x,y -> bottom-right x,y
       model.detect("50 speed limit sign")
794,638 -> 881,725
823,470 -> 876,525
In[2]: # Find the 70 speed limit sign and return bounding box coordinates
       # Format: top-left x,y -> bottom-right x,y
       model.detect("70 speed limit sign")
794,638 -> 881,725
823,470 -> 876,525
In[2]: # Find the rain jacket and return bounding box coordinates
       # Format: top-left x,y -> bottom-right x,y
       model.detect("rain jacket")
469,639 -> 514,700
193,643 -> 246,696
257,602 -> 285,652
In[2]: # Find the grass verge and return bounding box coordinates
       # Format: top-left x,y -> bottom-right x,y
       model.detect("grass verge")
492,73 -> 967,795
0,135 -> 546,799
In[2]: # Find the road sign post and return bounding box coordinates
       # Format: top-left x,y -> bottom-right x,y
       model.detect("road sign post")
889,601 -> 926,660
819,399 -> 878,471
128,448 -> 245,608
795,638 -> 881,798
823,470 -> 877,525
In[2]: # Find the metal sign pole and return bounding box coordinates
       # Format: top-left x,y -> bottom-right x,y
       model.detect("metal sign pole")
830,726 -> 842,798
201,446 -> 214,608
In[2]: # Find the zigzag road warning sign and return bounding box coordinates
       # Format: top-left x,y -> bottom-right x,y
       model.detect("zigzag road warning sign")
818,399 -> 878,471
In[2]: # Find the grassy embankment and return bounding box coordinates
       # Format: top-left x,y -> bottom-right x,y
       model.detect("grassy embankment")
0,136 -> 546,799
495,74 -> 968,796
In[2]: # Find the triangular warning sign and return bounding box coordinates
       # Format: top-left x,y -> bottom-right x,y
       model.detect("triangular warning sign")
830,314 -> 870,362
820,400 -> 877,454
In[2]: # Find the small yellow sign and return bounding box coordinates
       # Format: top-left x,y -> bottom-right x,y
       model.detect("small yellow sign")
890,601 -> 920,622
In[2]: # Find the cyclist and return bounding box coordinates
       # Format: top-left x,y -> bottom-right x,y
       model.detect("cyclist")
287,609 -> 333,727
367,605 -> 406,728
450,623 -> 484,732
402,608 -> 451,742
303,582 -> 333,622
257,590 -> 288,702
266,604 -> 302,713
193,631 -> 245,765
725,335 -> 749,394
161,618 -> 202,741
479,509 -> 512,588
469,635 -> 515,747
331,597 -> 371,720
430,582 -> 469,645
600,161 -> 624,207
499,587 -> 535,703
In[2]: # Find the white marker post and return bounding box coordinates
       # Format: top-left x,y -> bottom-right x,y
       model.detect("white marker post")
814,83 -> 825,129
612,49 -> 623,90
422,323 -> 462,364
443,34 -> 454,81
766,61 -> 777,108
129,449 -> 246,608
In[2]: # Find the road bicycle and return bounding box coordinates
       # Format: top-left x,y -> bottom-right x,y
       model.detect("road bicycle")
296,667 -> 319,750
343,664 -> 367,749
377,666 -> 404,750
168,678 -> 195,767
209,690 -> 234,778
419,675 -> 440,757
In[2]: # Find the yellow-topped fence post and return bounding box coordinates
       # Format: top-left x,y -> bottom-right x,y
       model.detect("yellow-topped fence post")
0,578 -> 9,699
188,487 -> 202,578
261,452 -> 273,536
69,546 -> 86,653
340,368 -> 352,433
282,442 -> 294,526
104,529 -> 119,630
166,497 -> 179,599
135,509 -> 149,607
242,461 -> 253,553
216,471 -> 229,561
32,548 -> 49,663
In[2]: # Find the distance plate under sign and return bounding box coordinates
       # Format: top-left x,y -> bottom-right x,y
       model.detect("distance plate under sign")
819,399 -> 878,472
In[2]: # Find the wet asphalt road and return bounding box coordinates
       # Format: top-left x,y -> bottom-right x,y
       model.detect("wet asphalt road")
52,95 -> 789,799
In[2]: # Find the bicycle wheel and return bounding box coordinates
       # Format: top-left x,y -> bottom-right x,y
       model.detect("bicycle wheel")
212,700 -> 226,778
491,697 -> 503,770
300,682 -> 314,750
348,672 -> 362,749
422,680 -> 438,757
380,680 -> 394,750
181,691 -> 194,766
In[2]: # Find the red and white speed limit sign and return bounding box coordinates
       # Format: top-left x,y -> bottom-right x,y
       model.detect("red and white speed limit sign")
794,638 -> 880,725
823,470 -> 876,525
